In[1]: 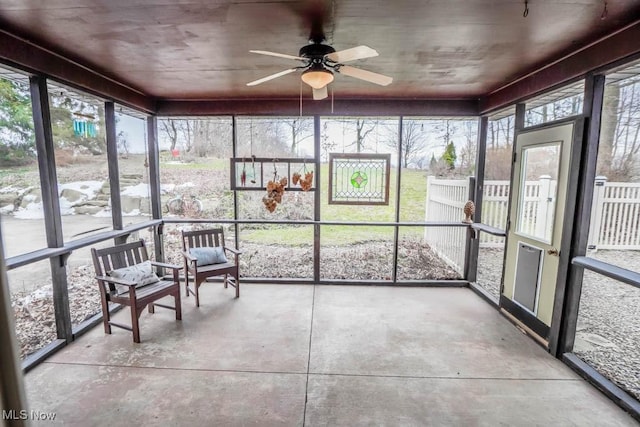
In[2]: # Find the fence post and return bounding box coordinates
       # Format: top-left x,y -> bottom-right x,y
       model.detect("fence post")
424,175 -> 434,242
535,175 -> 552,238
587,176 -> 608,249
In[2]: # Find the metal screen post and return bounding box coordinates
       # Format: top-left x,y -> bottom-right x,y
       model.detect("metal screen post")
463,176 -> 477,281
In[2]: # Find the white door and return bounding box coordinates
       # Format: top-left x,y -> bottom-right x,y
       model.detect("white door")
502,120 -> 581,343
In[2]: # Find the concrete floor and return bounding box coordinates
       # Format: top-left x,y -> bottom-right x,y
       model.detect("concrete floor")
24,285 -> 638,426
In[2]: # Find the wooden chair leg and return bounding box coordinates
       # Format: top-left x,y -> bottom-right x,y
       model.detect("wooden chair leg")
184,268 -> 190,297
236,275 -> 240,298
131,306 -> 141,343
99,293 -> 112,334
148,303 -> 155,314
195,280 -> 201,308
175,292 -> 182,320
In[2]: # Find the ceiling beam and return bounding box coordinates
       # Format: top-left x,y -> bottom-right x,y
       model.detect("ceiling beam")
156,98 -> 479,117
0,29 -> 155,114
480,20 -> 640,115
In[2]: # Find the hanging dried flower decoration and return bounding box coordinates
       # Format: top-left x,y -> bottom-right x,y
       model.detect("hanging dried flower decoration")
292,161 -> 313,191
262,161 -> 288,212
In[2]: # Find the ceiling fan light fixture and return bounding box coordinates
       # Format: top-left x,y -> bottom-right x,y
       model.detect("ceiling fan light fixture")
301,67 -> 334,89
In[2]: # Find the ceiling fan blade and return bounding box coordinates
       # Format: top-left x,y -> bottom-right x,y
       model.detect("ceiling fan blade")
246,68 -> 299,86
249,50 -> 306,62
326,45 -> 379,63
313,86 -> 328,100
337,65 -> 393,86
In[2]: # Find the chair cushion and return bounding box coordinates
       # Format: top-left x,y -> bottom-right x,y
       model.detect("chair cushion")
189,247 -> 228,266
108,260 -> 160,289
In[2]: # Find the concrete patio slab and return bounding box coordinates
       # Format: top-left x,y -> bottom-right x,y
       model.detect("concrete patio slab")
22,285 -> 638,426
305,374 -> 638,426
309,286 -> 577,379
26,363 -> 306,426
48,284 -> 313,373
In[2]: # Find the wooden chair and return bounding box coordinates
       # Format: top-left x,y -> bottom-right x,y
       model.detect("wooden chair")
91,239 -> 182,343
182,228 -> 241,307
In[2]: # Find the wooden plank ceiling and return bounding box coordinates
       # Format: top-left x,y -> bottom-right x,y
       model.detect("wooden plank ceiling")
0,0 -> 639,102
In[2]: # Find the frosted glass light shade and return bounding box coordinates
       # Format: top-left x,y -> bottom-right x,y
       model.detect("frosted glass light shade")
301,69 -> 334,89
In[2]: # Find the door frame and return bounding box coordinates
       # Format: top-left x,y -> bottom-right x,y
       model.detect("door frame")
500,115 -> 586,348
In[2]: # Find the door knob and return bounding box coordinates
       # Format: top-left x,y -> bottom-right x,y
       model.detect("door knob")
547,248 -> 560,256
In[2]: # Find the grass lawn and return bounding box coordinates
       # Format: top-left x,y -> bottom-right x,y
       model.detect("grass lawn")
241,163 -> 429,245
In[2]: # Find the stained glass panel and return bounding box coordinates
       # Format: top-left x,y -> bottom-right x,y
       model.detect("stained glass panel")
328,153 -> 390,205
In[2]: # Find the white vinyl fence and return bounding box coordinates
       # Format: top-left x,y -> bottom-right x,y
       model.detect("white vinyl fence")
424,177 -> 470,274
425,176 -> 640,271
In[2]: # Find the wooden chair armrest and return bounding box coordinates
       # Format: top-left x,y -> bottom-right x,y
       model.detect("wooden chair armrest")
224,247 -> 243,255
150,261 -> 182,271
95,275 -> 137,287
182,250 -> 197,262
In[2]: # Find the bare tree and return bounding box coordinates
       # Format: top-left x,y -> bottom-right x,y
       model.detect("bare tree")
458,121 -> 478,174
354,118 -> 377,153
320,121 -> 337,161
383,120 -> 431,168
598,80 -> 640,180
277,118 -> 313,156
160,119 -> 179,151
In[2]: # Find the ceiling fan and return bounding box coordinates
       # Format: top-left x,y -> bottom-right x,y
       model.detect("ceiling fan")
246,39 -> 393,100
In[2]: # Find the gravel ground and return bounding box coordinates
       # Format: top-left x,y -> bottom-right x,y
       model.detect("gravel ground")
574,250 -> 640,401
475,246 -> 640,401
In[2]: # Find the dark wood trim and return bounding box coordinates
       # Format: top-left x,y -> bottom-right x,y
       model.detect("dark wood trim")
519,114 -> 584,133
313,115 -> 321,283
500,294 -> 551,340
147,116 -> 164,264
21,339 -> 66,374
572,257 -> 640,289
156,99 -> 479,117
514,103 -> 526,132
392,117 -> 403,283
0,30 -> 154,113
473,117 -> 488,224
5,220 -> 162,270
147,116 -> 161,220
105,102 -> 122,232
29,77 -> 63,248
469,281 -> 499,307
554,75 -> 605,357
548,117 -> 587,356
480,20 -> 640,114
162,218 -> 471,227
563,353 -> 640,422
499,104 -> 525,295
232,116 -> 240,251
471,223 -> 506,237
29,76 -> 72,343
318,280 -> 469,287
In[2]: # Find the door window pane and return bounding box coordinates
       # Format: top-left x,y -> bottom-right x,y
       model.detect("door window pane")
516,143 -> 561,243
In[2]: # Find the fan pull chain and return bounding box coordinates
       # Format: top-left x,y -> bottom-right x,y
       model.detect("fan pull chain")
523,0 -> 529,17
331,85 -> 334,114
